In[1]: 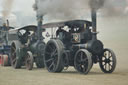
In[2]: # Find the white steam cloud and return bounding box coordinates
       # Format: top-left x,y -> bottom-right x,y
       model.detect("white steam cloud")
2,0 -> 14,20
33,0 -> 128,21
33,0 -> 90,21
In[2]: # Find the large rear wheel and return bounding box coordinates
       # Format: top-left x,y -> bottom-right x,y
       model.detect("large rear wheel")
74,49 -> 92,74
10,41 -> 22,69
44,39 -> 64,72
99,48 -> 116,73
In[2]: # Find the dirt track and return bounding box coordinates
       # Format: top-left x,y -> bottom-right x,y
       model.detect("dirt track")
0,66 -> 128,85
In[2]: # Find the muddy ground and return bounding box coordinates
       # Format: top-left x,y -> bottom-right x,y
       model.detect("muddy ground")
0,17 -> 128,85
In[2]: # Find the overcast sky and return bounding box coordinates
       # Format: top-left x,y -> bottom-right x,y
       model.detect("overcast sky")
0,0 -> 36,16
0,0 -> 37,26
0,0 -> 127,26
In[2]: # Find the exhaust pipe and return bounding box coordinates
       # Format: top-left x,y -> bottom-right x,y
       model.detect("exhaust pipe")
91,9 -> 97,40
37,15 -> 45,40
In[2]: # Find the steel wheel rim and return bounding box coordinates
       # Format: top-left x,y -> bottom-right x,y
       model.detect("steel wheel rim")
74,49 -> 92,74
75,51 -> 88,73
100,49 -> 116,73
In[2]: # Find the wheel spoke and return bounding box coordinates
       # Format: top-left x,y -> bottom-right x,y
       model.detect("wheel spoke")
77,64 -> 82,70
103,62 -> 107,66
109,63 -> 112,67
81,58 -> 88,62
45,58 -> 53,63
12,58 -> 16,64
107,51 -> 110,58
11,46 -> 16,51
49,62 -> 54,69
51,49 -> 57,56
108,63 -> 112,70
83,65 -> 87,71
80,52 -> 83,61
53,49 -> 57,55
48,45 -> 53,51
109,65 -> 111,71
53,53 -> 58,56
45,51 -> 51,55
102,59 -> 105,62
104,64 -> 107,70
53,49 -> 57,53
12,52 -> 15,57
52,63 -> 56,70
103,55 -> 107,59
110,60 -> 114,62
108,53 -> 112,59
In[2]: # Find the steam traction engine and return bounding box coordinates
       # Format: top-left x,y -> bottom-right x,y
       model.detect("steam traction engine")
43,11 -> 116,74
0,20 -> 14,66
10,16 -> 46,70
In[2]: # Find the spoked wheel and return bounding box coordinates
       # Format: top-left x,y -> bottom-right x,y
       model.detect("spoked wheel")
74,49 -> 92,74
10,41 -> 21,68
44,39 -> 64,72
25,51 -> 33,70
99,48 -> 116,73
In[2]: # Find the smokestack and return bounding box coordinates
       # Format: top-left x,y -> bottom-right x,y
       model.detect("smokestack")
35,0 -> 45,40
37,15 -> 44,40
89,0 -> 105,39
91,9 -> 97,33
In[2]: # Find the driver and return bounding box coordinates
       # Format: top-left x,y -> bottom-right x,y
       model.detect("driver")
56,26 -> 67,37
56,26 -> 71,42
19,30 -> 30,44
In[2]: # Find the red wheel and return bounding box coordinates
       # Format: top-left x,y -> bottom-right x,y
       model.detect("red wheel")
1,55 -> 9,66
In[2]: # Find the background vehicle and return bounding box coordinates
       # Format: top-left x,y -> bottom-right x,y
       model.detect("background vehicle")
0,20 -> 15,66
10,19 -> 46,70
